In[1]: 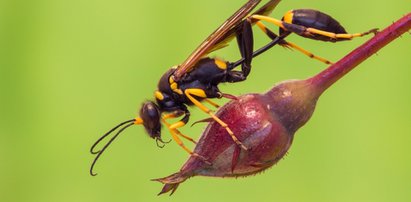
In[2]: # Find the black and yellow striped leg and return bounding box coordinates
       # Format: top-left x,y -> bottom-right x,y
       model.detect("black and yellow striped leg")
184,88 -> 248,151
162,111 -> 197,144
162,119 -> 210,164
250,15 -> 378,41
162,111 -> 184,119
168,111 -> 197,144
304,27 -> 378,40
255,21 -> 333,65
189,98 -> 220,126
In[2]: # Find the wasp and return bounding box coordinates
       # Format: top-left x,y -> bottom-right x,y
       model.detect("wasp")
90,0 -> 377,176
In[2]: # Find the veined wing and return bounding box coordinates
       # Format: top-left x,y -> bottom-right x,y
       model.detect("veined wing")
208,0 -> 282,54
172,0 -> 262,81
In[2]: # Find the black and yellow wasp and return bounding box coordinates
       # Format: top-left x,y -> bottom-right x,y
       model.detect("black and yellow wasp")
90,0 -> 377,175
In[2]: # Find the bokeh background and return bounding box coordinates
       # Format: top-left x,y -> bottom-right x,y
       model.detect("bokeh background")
1,0 -> 410,201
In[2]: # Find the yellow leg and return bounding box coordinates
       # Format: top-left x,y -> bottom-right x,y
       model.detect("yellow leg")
162,112 -> 197,144
251,15 -> 285,29
255,21 -> 333,65
305,27 -> 378,39
205,98 -> 220,108
174,130 -> 197,144
168,123 -> 197,144
167,124 -> 192,154
162,110 -> 187,120
163,119 -> 208,163
184,89 -> 248,150
251,14 -> 377,40
285,41 -> 333,64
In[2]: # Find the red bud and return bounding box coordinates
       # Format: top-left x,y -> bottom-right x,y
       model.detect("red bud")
154,80 -> 320,195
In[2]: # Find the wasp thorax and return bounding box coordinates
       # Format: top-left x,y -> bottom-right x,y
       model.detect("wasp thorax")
140,101 -> 162,139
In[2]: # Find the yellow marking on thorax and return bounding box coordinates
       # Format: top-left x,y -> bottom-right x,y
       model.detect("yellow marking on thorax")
169,76 -> 175,84
170,83 -> 178,90
174,89 -> 183,95
169,75 -> 183,95
214,58 -> 227,70
283,10 -> 294,24
154,91 -> 164,100
187,88 -> 207,98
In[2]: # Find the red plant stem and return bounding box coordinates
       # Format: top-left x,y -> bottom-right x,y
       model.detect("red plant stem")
309,13 -> 411,94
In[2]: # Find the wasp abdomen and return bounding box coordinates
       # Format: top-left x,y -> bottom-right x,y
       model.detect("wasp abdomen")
281,9 -> 349,42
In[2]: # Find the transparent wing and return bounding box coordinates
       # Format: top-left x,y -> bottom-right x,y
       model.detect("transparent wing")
172,0 -> 262,81
208,0 -> 283,54
173,0 -> 283,81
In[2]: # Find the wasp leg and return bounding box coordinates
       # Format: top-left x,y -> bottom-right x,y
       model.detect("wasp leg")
283,41 -> 333,64
225,70 -> 248,82
226,20 -> 254,83
304,27 -> 378,40
162,111 -> 184,120
167,109 -> 189,130
220,93 -> 238,100
162,119 -> 209,164
174,130 -> 197,144
250,14 -> 377,41
168,111 -> 197,144
162,110 -> 197,144
250,15 -> 286,29
184,88 -> 248,151
236,19 -> 254,78
204,98 -> 220,108
255,21 -> 333,65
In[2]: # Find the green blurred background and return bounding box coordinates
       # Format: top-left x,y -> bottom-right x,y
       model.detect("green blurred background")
1,0 -> 410,201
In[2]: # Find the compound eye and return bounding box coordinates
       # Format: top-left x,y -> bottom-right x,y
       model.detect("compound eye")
140,101 -> 161,138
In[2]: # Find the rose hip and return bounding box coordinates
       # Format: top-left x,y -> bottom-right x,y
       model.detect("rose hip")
154,79 -> 319,195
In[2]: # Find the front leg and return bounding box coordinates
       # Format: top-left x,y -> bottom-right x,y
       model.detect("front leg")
163,109 -> 197,144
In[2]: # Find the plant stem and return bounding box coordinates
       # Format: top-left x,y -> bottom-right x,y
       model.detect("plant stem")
309,13 -> 411,94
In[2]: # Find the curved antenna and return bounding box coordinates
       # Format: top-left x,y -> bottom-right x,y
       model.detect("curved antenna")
90,119 -> 135,154
90,122 -> 135,176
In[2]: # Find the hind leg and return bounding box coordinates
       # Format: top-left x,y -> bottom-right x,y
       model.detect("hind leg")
250,14 -> 378,40
255,21 -> 333,64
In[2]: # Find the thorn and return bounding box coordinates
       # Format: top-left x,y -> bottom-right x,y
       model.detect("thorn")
369,28 -> 379,35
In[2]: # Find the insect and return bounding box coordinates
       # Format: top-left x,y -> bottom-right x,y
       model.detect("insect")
249,9 -> 378,64
90,0 -> 377,176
